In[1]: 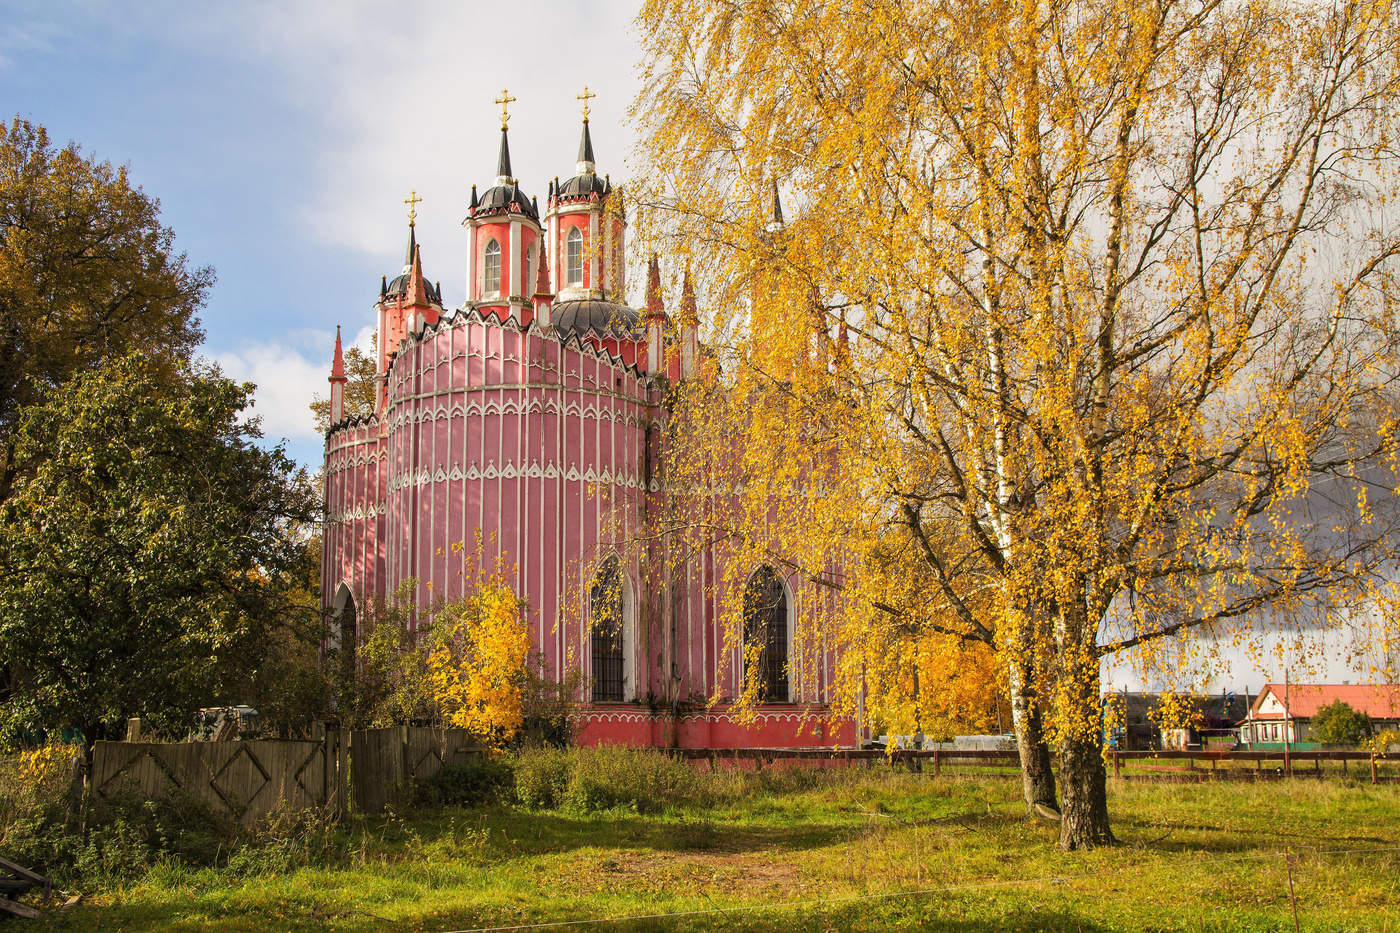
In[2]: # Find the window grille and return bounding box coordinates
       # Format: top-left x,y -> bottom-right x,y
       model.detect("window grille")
590,557 -> 625,702
743,566 -> 789,702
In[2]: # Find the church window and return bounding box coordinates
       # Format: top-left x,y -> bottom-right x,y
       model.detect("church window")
566,227 -> 584,285
484,238 -> 502,296
743,566 -> 789,702
590,556 -> 626,702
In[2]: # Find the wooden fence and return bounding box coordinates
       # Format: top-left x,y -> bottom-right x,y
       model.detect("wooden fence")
670,746 -> 1399,783
349,726 -> 484,813
92,735 -> 345,827
92,726 -> 483,824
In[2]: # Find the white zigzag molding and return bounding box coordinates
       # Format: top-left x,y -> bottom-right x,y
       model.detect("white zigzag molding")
382,460 -> 650,494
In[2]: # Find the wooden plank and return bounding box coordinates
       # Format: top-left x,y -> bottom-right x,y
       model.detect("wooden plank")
0,897 -> 42,919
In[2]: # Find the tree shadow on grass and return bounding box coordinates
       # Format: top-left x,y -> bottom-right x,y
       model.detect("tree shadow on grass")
411,900 -> 1119,933
483,807 -> 856,858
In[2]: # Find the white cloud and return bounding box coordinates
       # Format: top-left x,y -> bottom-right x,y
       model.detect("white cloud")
203,1 -> 643,307
210,342 -> 327,444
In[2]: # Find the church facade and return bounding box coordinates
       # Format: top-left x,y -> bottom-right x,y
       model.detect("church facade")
321,103 -> 854,748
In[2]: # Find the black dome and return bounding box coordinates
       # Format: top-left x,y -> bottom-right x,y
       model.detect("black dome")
556,172 -> 608,200
475,182 -> 538,220
552,299 -> 639,340
384,272 -> 441,304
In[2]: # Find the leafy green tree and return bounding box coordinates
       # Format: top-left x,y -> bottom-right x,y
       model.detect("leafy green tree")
0,118 -> 210,500
1312,701 -> 1375,747
0,353 -> 316,760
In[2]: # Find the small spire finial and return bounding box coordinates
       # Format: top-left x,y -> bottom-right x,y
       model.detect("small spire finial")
577,85 -> 596,123
404,189 -> 422,227
495,88 -> 517,130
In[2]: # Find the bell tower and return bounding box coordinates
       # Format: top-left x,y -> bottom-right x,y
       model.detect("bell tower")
544,87 -> 626,306
465,89 -> 543,327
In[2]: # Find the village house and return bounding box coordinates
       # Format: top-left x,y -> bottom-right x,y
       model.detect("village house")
1239,683 -> 1400,746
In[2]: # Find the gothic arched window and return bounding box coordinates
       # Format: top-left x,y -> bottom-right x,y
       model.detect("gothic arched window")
566,227 -> 584,286
743,566 -> 789,702
483,238 -> 502,295
590,556 -> 626,702
333,585 -> 357,680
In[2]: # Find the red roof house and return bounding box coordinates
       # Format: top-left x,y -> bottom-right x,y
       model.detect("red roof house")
1240,683 -> 1400,745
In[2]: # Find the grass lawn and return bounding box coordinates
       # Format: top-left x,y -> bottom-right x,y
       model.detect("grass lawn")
32,769 -> 1400,933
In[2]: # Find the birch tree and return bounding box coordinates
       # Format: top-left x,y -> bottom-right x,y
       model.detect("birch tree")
634,0 -> 1400,849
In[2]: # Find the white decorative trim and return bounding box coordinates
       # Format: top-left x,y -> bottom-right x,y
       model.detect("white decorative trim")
384,459 -> 649,494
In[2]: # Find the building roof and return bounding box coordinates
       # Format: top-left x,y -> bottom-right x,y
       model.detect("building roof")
1249,683 -> 1400,720
552,299 -> 639,341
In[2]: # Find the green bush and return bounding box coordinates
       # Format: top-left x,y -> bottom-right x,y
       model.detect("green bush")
511,746 -> 572,809
1313,700 -> 1375,746
4,782 -> 238,885
509,746 -> 708,814
412,758 -> 514,808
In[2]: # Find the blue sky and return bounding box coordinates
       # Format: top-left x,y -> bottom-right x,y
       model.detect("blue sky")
3,0 -> 640,466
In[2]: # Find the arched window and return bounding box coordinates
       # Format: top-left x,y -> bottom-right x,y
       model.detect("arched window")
566,227 -> 584,286
743,566 -> 789,702
483,238 -> 502,295
333,585 -> 357,679
590,557 -> 626,702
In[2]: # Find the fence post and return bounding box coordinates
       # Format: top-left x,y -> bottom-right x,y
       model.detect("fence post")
933,749 -> 941,778
1371,756 -> 1378,785
1113,750 -> 1121,779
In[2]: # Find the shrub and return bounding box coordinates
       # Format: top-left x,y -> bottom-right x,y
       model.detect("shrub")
412,758 -> 514,809
563,746 -> 702,813
511,746 -> 572,809
3,782 -> 237,885
1312,700 -> 1375,746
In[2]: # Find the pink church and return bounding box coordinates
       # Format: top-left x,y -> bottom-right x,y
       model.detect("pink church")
321,108 -> 855,748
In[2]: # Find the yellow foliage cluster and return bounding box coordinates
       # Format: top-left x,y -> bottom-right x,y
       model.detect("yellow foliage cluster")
425,578 -> 531,747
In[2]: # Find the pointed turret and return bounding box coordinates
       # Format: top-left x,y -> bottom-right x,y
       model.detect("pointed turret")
329,325 -> 347,424
644,255 -> 665,323
767,179 -> 785,234
677,264 -> 699,380
678,266 -> 698,326
404,242 -> 429,311
533,240 -> 554,326
644,256 -> 667,374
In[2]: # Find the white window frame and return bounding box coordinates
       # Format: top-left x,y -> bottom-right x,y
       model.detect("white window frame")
566,227 -> 584,286
483,238 -> 502,297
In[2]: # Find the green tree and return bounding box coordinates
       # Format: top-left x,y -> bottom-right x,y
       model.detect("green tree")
0,353 -> 316,760
1312,700 -> 1375,746
0,118 -> 210,500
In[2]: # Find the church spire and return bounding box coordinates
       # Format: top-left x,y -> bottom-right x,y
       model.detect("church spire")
576,121 -> 596,174
329,325 -> 347,424
679,265 -> 698,325
644,255 -> 668,375
330,325 -> 347,381
495,88 -> 517,183
644,255 -> 666,323
496,128 -> 513,183
769,179 -> 785,231
404,242 -> 429,309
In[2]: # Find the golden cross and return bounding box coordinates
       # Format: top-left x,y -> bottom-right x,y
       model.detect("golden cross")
404,189 -> 422,226
495,88 -> 517,129
577,85 -> 596,123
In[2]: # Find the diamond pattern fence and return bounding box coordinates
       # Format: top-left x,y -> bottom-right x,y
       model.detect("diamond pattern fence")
91,727 -> 482,824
